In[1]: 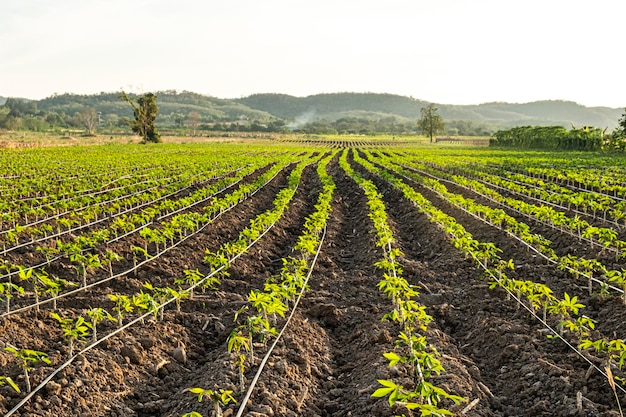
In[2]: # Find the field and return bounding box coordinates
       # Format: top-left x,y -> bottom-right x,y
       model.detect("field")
1,140 -> 626,417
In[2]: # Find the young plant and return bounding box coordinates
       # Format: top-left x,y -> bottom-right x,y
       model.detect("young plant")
606,268 -> 626,305
248,289 -> 287,325
0,281 -> 24,314
50,312 -> 92,357
131,245 -> 151,275
204,250 -> 229,275
86,307 -> 117,342
36,244 -> 59,265
102,250 -> 122,277
3,346 -> 51,392
0,375 -> 20,393
38,270 -> 75,310
70,253 -> 101,288
176,269 -> 203,299
227,328 -> 251,393
187,387 -> 236,417
19,266 -> 41,313
108,293 -> 134,327
233,306 -> 278,364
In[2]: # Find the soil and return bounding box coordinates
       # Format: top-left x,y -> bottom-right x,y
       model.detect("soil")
0,153 -> 624,417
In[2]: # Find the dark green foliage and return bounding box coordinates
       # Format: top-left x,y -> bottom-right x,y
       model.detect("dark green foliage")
120,92 -> 161,143
618,109 -> 626,136
0,91 -> 623,135
603,109 -> 626,152
491,125 -> 605,151
417,103 -> 444,142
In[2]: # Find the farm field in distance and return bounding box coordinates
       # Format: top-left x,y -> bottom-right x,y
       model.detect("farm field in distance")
1,139 -> 626,417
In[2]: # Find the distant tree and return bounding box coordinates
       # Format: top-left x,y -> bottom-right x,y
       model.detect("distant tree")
604,109 -> 626,152
172,113 -> 185,128
120,91 -> 161,143
618,109 -> 626,136
3,98 -> 37,117
187,111 -> 200,135
75,108 -> 98,135
417,103 -> 444,143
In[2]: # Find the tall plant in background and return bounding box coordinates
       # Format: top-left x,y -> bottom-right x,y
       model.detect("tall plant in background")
418,103 -> 444,143
120,91 -> 161,143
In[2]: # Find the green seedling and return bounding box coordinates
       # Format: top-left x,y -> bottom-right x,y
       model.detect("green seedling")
233,306 -> 278,364
70,253 -> 101,288
18,266 -> 42,313
36,244 -> 59,265
3,346 -> 51,392
0,375 -> 20,393
102,250 -> 122,277
227,328 -> 251,393
187,387 -> 236,417
50,312 -> 92,357
372,378 -> 464,416
248,290 -> 286,325
607,269 -> 626,305
86,307 -> 117,342
108,293 -> 134,327
0,281 -> 24,314
131,245 -> 151,275
176,269 -> 203,298
203,250 -> 229,275
38,269 -> 75,310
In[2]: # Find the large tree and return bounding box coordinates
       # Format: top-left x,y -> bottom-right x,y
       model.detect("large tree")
75,108 -> 98,135
120,91 -> 161,143
187,111 -> 200,136
418,103 -> 444,143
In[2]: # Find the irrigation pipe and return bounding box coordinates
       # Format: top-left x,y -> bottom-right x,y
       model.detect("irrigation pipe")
234,225 -> 327,417
0,165 -> 252,255
0,165 -> 287,318
409,172 -> 624,295
474,256 -> 626,398
3,200 -> 288,417
386,161 -> 625,295
403,162 -> 620,254
366,159 -> 626,400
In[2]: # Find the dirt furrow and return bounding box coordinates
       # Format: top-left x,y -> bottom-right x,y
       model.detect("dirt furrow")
356,156 -> 617,416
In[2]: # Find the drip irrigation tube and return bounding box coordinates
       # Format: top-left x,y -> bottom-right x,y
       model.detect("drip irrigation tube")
234,226 -> 327,417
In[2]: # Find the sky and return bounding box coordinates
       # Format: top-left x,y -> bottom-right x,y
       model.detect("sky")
1,0 -> 625,108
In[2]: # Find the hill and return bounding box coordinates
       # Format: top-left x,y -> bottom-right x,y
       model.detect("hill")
236,93 -> 623,130
1,91 -> 623,133
35,91 -> 277,123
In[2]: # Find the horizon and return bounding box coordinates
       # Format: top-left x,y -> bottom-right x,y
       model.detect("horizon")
1,89 -> 624,110
2,0 -> 625,109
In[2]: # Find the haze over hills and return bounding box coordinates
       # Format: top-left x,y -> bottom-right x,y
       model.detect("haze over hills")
236,93 -> 623,130
1,91 -> 623,132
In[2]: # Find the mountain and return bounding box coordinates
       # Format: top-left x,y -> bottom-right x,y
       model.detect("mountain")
35,91 -> 277,122
2,91 -> 623,131
236,93 -> 623,130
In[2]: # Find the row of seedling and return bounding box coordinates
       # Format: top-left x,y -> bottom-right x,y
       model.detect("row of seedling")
180,156 -> 324,417
355,150 -> 626,410
341,150 -> 465,416
0,157 -> 299,317
374,151 -> 626,302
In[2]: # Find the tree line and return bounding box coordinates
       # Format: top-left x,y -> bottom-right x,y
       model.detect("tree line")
491,111 -> 626,151
2,91 -> 623,146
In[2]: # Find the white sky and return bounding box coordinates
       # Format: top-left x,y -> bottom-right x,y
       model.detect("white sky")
1,0 -> 625,107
